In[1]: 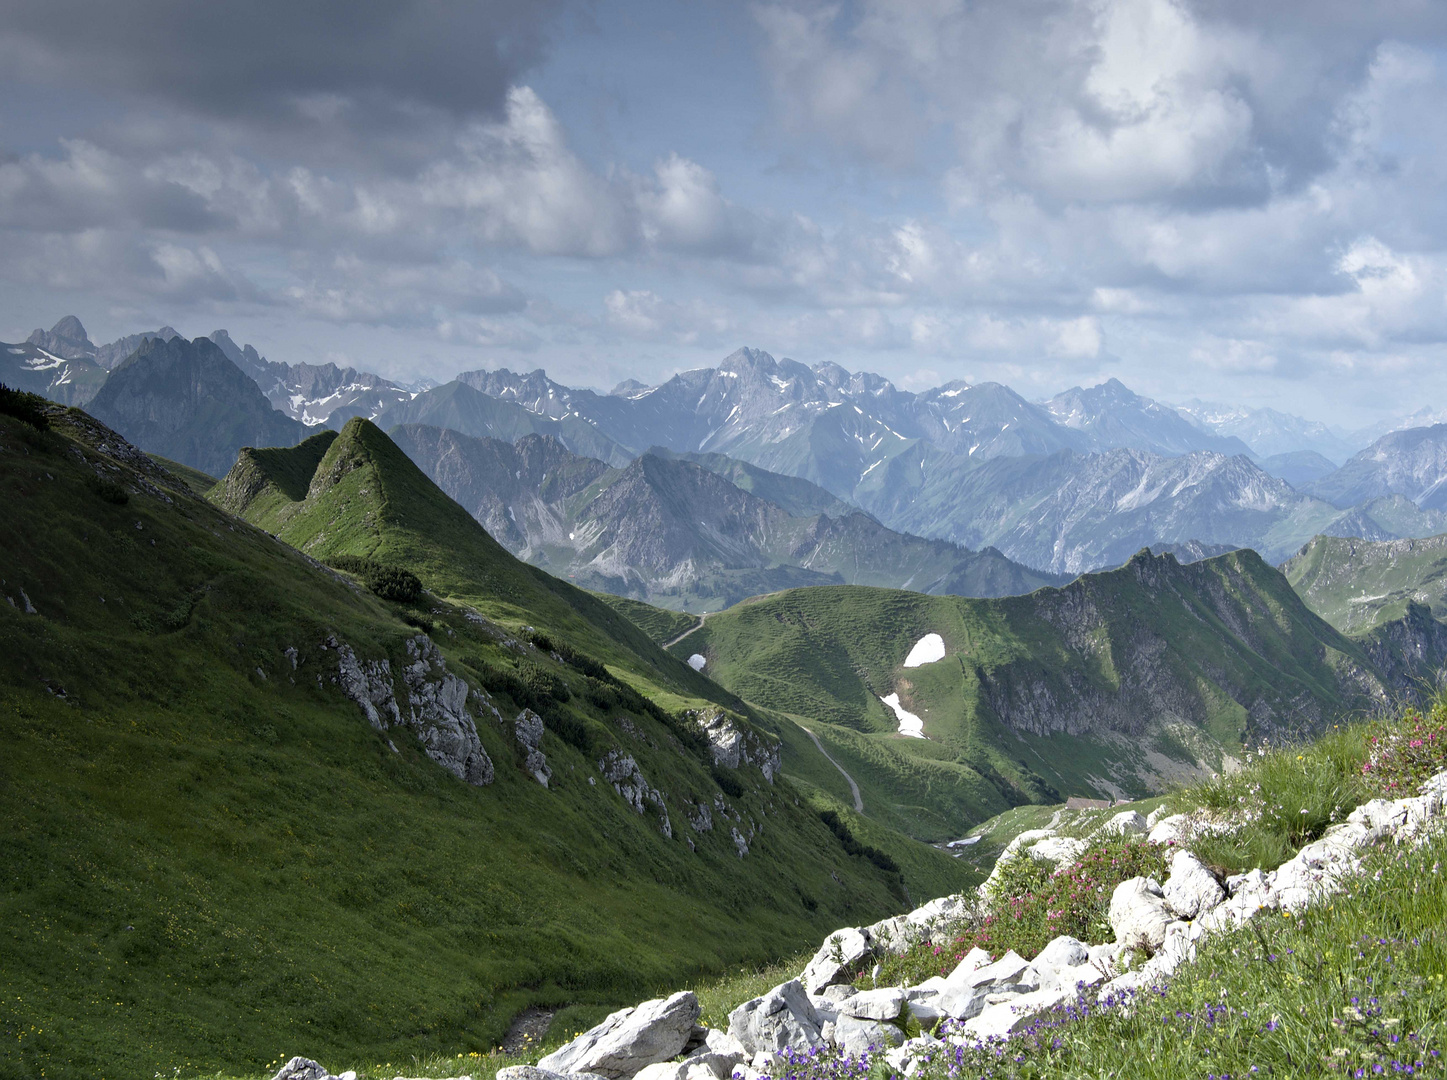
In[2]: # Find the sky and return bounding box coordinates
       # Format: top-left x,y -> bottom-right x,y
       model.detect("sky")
3,0 -> 1447,426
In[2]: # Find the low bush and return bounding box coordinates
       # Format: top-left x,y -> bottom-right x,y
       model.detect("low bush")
327,555 -> 423,603
0,383 -> 50,430
819,809 -> 901,877
1362,700 -> 1447,797
870,836 -> 1165,988
85,474 -> 129,505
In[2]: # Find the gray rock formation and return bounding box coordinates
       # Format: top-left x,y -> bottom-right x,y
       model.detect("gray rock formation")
1162,850 -> 1225,920
514,708 -> 552,787
598,750 -> 672,838
1108,877 -> 1172,954
728,980 -> 823,1055
329,634 -> 494,786
537,991 -> 701,1080
801,927 -> 873,994
694,711 -> 781,783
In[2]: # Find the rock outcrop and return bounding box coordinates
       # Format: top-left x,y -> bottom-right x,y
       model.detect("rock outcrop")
329,634 -> 494,786
537,992 -> 701,1080
692,710 -> 781,783
515,708 -> 552,787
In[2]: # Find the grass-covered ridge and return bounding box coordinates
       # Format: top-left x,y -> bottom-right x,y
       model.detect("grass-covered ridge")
1285,530 -> 1447,634
0,408 -> 973,1079
669,551 -> 1391,840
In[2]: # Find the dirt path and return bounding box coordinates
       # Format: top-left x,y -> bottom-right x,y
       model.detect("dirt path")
800,726 -> 864,813
664,612 -> 711,650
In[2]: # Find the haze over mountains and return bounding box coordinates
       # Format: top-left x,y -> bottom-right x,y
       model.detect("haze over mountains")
14,315 -> 1447,584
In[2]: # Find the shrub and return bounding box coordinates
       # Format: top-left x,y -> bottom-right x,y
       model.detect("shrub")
0,383 -> 49,430
872,836 -> 1165,987
712,766 -> 745,798
522,661 -> 571,704
327,555 -> 422,603
86,475 -> 130,505
819,809 -> 901,876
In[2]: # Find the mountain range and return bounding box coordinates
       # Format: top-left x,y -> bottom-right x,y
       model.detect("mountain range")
19,317 -> 1447,581
388,424 -> 1066,609
9,375 -> 1447,1077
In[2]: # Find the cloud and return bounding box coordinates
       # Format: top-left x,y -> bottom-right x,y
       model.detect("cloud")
0,0 -> 565,164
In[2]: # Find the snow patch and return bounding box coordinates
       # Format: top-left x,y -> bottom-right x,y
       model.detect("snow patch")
879,693 -> 925,738
687,654 -> 707,671
903,633 -> 945,668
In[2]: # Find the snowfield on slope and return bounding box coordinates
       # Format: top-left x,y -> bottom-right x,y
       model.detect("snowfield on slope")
880,693 -> 926,738
903,633 -> 945,667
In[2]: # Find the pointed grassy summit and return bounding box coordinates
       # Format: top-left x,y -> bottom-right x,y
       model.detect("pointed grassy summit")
214,417 -> 701,691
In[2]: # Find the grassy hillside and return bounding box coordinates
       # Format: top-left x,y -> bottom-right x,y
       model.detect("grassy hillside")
1284,531 -> 1447,634
0,407 -> 972,1079
669,550 -> 1388,839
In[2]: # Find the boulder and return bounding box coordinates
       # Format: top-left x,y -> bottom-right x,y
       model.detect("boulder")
828,1015 -> 904,1057
836,988 -> 904,1021
676,1028 -> 747,1080
538,992 -> 701,1079
1147,814 -> 1189,846
272,1060 -> 334,1080
915,950 -> 1033,1023
1108,877 -> 1171,954
960,987 -> 1069,1041
1161,850 -> 1225,920
1100,810 -> 1147,837
801,927 -> 873,993
1026,837 -> 1088,865
1022,936 -> 1091,993
728,980 -> 823,1055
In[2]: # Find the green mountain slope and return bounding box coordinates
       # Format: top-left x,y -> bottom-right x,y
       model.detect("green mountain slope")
1283,532 -> 1447,634
668,550 -> 1389,839
0,408 -> 969,1079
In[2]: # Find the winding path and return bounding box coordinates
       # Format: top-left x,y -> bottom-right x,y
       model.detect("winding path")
664,612 -> 711,650
800,726 -> 864,813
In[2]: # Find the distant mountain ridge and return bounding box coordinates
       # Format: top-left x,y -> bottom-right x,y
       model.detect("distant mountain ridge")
87,335 -> 311,477
388,424 -> 1066,609
1304,424 -> 1447,510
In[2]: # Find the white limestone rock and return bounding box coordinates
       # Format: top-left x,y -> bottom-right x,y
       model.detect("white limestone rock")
1100,810 -> 1147,837
1147,814 -> 1190,846
1026,837 -> 1088,865
728,980 -> 824,1056
960,987 -> 1069,1041
1109,877 -> 1171,954
1162,850 -> 1225,920
514,708 -> 552,787
802,927 -> 873,994
830,1014 -> 904,1056
837,988 -> 904,1021
538,992 -> 701,1080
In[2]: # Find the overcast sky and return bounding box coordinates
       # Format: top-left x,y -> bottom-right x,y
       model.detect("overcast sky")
3,0 -> 1447,425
